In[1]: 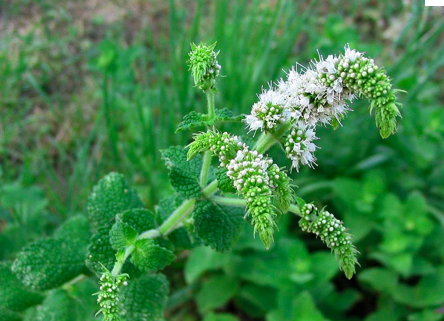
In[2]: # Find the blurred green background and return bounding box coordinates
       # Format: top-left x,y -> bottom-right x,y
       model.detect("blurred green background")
1,0 -> 444,320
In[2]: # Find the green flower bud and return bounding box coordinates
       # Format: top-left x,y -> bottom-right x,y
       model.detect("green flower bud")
188,42 -> 221,91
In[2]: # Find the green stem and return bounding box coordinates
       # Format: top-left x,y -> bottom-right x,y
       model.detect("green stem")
158,199 -> 196,235
254,122 -> 292,154
211,195 -> 302,218
206,90 -> 215,119
111,245 -> 134,277
202,180 -> 218,197
200,90 -> 216,186
200,152 -> 212,187
211,196 -> 246,207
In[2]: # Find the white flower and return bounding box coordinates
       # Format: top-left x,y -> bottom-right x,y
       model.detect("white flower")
284,122 -> 318,171
344,44 -> 362,62
245,87 -> 289,132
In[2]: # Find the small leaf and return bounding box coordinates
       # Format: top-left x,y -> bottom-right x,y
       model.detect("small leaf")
121,273 -> 169,321
216,168 -> 236,193
131,239 -> 176,272
184,246 -> 231,283
176,108 -> 242,132
161,146 -> 202,198
197,275 -> 238,313
86,209 -> 158,275
193,200 -> 244,252
109,216 -> 138,250
0,262 -> 44,311
359,268 -> 398,294
87,172 -> 143,229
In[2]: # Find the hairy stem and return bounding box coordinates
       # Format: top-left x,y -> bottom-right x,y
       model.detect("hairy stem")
211,195 -> 302,217
200,152 -> 212,187
206,90 -> 215,119
202,180 -> 219,197
200,91 -> 216,187
254,122 -> 292,154
158,198 -> 196,235
111,245 -> 134,277
210,196 -> 247,207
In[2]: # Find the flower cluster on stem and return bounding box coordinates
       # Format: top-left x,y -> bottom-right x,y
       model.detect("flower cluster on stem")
95,268 -> 128,321
299,202 -> 358,279
245,44 -> 402,171
188,131 -> 294,248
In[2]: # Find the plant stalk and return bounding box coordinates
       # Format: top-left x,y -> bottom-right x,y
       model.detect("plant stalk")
254,122 -> 292,154
111,245 -> 134,277
158,198 -> 196,235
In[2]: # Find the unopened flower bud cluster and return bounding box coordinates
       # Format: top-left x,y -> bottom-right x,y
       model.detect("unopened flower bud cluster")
299,203 -> 357,279
96,270 -> 128,321
188,43 -> 221,91
245,45 -> 401,170
188,130 -> 294,248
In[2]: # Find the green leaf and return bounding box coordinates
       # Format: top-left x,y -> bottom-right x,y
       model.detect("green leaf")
0,307 -> 21,321
197,275 -> 238,313
109,216 -> 138,251
12,237 -> 88,291
121,273 -> 169,321
131,239 -> 175,272
203,313 -> 240,321
87,172 -> 143,229
0,262 -> 43,312
156,194 -> 193,250
184,246 -> 231,283
359,268 -> 398,294
86,223 -> 116,273
176,108 -> 242,132
193,200 -> 244,252
86,209 -> 157,275
392,266 -> 444,308
53,215 -> 90,241
161,146 -> 202,198
35,289 -> 79,321
215,168 -> 236,193
267,292 -> 330,321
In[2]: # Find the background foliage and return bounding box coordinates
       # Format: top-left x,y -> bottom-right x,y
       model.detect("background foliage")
1,0 -> 444,320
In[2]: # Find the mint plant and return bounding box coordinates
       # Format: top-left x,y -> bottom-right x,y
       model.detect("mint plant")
4,42 -> 403,321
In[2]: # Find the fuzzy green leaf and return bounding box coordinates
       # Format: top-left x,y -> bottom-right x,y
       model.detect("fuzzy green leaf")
176,108 -> 242,132
35,289 -> 79,321
53,215 -> 90,241
109,216 -> 138,251
12,237 -> 88,291
131,239 -> 176,272
161,146 -> 202,198
86,209 -> 157,275
193,200 -> 244,252
0,262 -> 44,312
87,172 -> 143,229
215,168 -> 236,193
121,273 -> 169,321
156,194 -> 193,250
